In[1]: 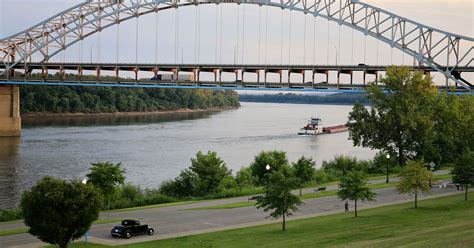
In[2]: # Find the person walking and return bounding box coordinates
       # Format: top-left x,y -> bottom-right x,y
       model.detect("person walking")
345,201 -> 349,213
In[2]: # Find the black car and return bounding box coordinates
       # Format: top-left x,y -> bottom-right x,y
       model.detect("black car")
111,220 -> 154,239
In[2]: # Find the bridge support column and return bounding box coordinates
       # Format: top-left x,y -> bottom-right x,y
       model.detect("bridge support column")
337,70 -> 340,88
264,70 -> 267,87
0,85 -> 21,137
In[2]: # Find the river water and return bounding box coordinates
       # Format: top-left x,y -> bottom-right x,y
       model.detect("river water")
0,102 -> 376,209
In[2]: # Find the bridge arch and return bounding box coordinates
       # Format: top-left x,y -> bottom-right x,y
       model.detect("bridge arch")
1,0 -> 473,89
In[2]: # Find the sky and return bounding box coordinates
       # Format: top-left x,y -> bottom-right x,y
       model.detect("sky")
0,0 -> 473,84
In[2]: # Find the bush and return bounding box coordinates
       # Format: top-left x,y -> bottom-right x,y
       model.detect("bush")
0,208 -> 23,222
204,187 -> 263,200
314,169 -> 338,185
235,167 -> 257,188
109,184 -> 177,210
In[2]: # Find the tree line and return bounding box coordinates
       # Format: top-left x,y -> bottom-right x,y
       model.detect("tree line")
19,85 -> 240,114
239,92 -> 370,105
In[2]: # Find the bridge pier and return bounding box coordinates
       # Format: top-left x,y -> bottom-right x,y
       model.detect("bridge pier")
0,85 -> 21,137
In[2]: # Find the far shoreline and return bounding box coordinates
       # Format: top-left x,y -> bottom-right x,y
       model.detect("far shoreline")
21,106 -> 239,119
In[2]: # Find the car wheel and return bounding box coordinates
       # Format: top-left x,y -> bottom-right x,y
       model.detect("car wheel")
148,228 -> 154,235
124,231 -> 132,239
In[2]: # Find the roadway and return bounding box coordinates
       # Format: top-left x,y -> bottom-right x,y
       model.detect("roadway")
0,177 -> 460,248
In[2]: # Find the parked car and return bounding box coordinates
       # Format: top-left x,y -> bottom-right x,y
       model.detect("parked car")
110,219 -> 154,239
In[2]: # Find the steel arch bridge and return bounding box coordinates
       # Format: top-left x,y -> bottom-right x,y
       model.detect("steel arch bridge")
0,0 -> 473,90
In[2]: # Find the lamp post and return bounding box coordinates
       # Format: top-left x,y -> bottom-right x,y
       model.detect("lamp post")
265,164 -> 271,188
386,154 -> 391,183
81,177 -> 89,244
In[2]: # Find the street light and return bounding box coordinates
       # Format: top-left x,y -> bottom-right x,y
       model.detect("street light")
385,154 -> 391,183
265,164 -> 271,171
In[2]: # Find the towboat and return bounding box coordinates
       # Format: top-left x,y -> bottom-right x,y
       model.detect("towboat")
298,117 -> 324,135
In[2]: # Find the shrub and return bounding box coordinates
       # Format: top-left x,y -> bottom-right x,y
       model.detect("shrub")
0,208 -> 23,222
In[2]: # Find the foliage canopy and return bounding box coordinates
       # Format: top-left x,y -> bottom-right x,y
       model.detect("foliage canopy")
20,177 -> 103,248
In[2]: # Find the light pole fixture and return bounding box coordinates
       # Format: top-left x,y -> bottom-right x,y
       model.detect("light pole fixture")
265,164 -> 270,171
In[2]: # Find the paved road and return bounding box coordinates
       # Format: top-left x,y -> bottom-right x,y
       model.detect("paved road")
0,179 -> 459,248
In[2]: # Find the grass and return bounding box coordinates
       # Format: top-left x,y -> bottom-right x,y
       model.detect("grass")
0,219 -> 22,226
0,218 -> 121,237
106,200 -> 202,212
433,174 -> 452,180
0,227 -> 29,236
64,192 -> 473,248
190,181 -> 401,210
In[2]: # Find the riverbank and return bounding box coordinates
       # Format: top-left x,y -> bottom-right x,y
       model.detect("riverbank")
21,106 -> 239,119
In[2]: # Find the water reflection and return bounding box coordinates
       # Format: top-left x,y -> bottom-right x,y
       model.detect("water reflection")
22,111 -> 217,127
0,137 -> 20,209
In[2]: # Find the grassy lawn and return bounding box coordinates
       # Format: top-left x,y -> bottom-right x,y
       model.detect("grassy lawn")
0,227 -> 28,236
190,181 -> 401,210
106,201 -> 202,212
0,218 -> 121,237
62,192 -> 473,248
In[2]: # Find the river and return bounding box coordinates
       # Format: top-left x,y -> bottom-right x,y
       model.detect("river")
0,102 -> 376,209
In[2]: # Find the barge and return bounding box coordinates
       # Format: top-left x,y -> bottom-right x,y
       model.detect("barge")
298,117 -> 348,135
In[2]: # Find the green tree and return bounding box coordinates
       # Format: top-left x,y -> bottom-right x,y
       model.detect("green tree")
250,151 -> 289,186
159,169 -> 198,198
86,162 -> 125,210
235,167 -> 256,189
347,67 -> 437,167
256,168 -> 302,231
20,177 -> 103,248
292,156 -> 316,196
190,151 -> 231,195
337,170 -> 376,217
427,94 -> 474,164
396,160 -> 433,208
451,151 -> 474,201
371,152 -> 398,183
322,155 -> 359,178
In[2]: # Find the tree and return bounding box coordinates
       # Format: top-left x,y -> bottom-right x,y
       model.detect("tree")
347,67 -> 437,167
235,167 -> 256,189
337,171 -> 376,217
396,160 -> 433,208
159,169 -> 198,198
371,152 -> 398,183
190,151 -> 231,195
256,168 -> 302,231
250,151 -> 289,186
86,162 -> 125,210
321,155 -> 360,178
292,156 -> 316,196
426,94 -> 474,164
451,151 -> 474,201
20,177 -> 103,248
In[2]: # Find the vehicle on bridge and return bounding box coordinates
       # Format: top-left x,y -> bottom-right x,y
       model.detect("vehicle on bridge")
110,219 -> 154,239
150,74 -> 194,81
